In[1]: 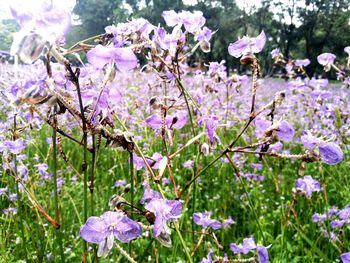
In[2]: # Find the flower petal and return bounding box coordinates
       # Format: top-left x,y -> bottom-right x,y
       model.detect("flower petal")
80,216 -> 108,244
114,47 -> 138,72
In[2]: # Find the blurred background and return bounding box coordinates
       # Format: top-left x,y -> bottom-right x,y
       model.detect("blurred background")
0,0 -> 349,76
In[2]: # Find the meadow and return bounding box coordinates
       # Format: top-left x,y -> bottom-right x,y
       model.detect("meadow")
1,5 -> 350,263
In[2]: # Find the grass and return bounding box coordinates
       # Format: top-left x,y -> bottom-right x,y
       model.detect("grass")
0,60 -> 349,262
0,119 -> 349,262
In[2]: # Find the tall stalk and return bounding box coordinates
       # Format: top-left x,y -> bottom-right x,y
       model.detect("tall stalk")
129,152 -> 134,256
52,106 -> 65,262
90,135 -> 98,262
64,64 -> 89,258
13,114 -> 27,260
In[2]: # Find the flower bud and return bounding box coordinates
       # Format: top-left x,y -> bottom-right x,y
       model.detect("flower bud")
201,142 -> 210,156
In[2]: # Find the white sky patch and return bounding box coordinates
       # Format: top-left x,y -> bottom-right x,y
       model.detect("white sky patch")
0,0 -> 76,20
235,0 -> 262,11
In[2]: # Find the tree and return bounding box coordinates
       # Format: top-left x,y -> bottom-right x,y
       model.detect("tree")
73,0 -> 128,38
0,19 -> 20,52
298,0 -> 350,74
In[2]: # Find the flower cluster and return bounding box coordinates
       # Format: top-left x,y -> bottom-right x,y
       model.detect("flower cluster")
230,237 -> 269,263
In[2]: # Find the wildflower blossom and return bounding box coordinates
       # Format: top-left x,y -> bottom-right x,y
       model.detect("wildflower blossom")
230,237 -> 269,263
295,59 -> 310,67
270,48 -> 281,59
294,175 -> 321,199
341,252 -> 350,263
80,211 -> 141,257
86,45 -> 138,72
10,1 -> 71,63
319,142 -> 343,165
4,139 -> 27,154
317,53 -> 336,66
193,211 -> 222,230
145,198 -> 182,238
276,120 -> 295,142
228,31 -> 266,58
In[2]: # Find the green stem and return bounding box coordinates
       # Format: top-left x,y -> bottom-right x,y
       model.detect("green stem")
238,176 -> 265,244
90,135 -> 96,216
65,65 -> 89,256
90,135 -> 98,262
52,108 -> 65,262
129,152 -> 134,256
13,115 -> 27,260
174,222 -> 193,263
178,81 -> 196,137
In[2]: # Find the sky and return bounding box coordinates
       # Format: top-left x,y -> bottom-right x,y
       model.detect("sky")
0,0 -> 76,19
0,0 -> 263,20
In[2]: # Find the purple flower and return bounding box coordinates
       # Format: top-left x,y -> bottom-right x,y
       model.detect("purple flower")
345,46 -> 350,55
320,228 -> 337,241
319,142 -> 343,165
251,163 -> 263,170
0,187 -> 8,196
162,10 -> 206,34
257,245 -> 269,263
330,220 -> 346,228
270,48 -> 281,59
327,206 -> 339,217
295,175 -> 321,199
193,211 -> 222,230
255,117 -> 272,138
300,131 -> 320,150
199,250 -> 216,263
3,207 -> 17,215
10,1 -> 71,42
317,53 -> 336,66
140,181 -> 162,205
277,120 -> 295,142
146,111 -> 187,130
114,179 -> 127,188
312,213 -> 326,223
183,160 -> 194,168
10,2 -> 71,63
228,31 -> 266,58
80,211 -> 141,257
285,63 -> 294,74
87,45 -> 137,72
162,178 -> 171,185
337,205 -> 350,220
162,10 -> 182,27
196,26 -> 213,43
223,216 -> 236,229
207,60 -> 227,80
295,59 -> 310,67
9,193 -> 18,201
4,139 -> 27,154
230,237 -> 269,263
198,115 -> 219,144
230,237 -> 257,254
181,11 -> 206,34
145,198 -> 182,238
34,163 -> 49,175
341,252 -> 350,263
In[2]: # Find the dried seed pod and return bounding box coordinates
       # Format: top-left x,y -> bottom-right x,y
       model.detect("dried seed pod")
201,142 -> 210,156
149,96 -> 161,110
11,31 -> 46,64
108,194 -> 127,211
240,52 -> 255,65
